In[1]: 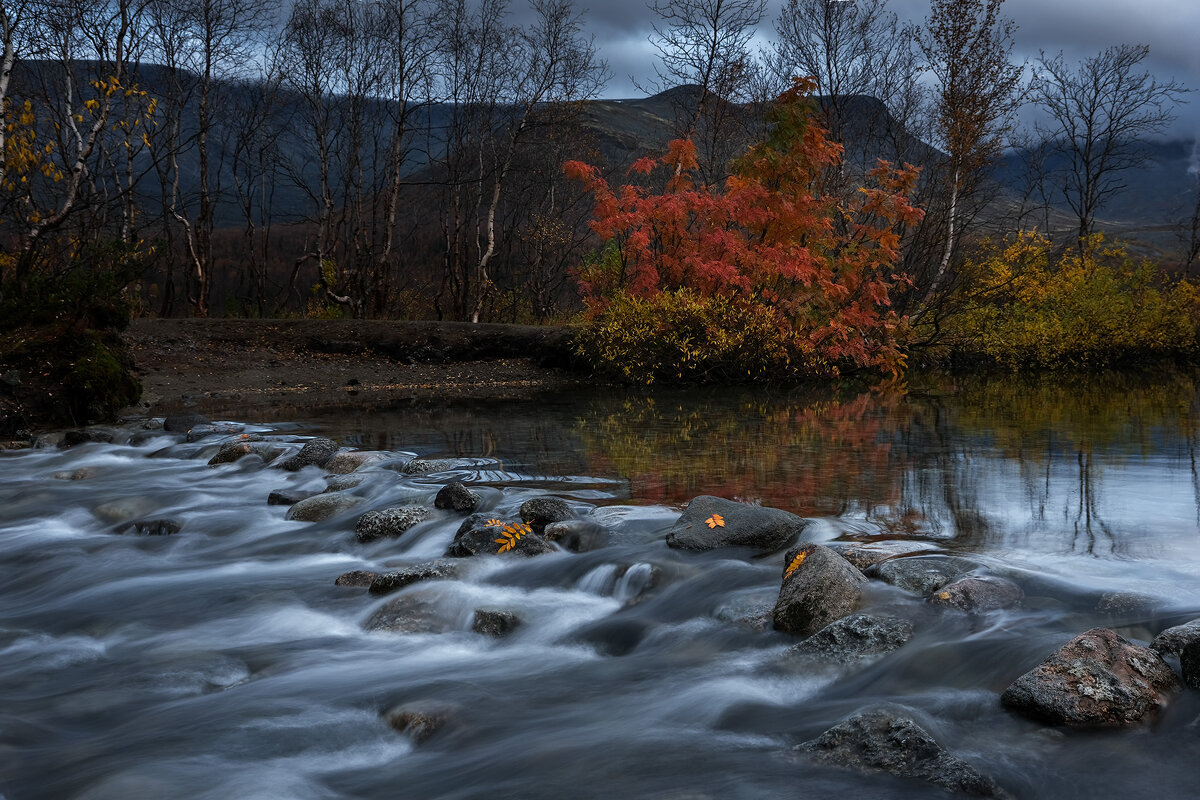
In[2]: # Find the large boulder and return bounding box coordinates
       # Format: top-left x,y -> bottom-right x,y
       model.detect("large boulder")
280,437 -> 340,471
773,544 -> 867,636
666,495 -> 809,552
797,706 -> 1010,798
519,496 -> 575,534
785,614 -> 913,665
1152,618 -> 1200,657
368,561 -> 459,595
355,506 -> 433,543
1000,628 -> 1181,727
868,555 -> 976,598
928,576 -> 1023,613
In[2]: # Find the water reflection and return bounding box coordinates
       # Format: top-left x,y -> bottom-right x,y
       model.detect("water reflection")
310,369 -> 1200,559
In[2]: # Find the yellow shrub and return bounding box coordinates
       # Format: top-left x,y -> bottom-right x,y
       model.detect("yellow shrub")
949,233 -> 1200,369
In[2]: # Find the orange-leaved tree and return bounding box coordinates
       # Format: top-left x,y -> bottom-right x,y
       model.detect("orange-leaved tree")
565,79 -> 923,382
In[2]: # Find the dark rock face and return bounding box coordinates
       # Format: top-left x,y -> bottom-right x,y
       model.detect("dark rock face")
364,595 -> 453,633
1151,618 -> 1200,657
163,412 -> 208,433
285,493 -> 363,522
666,495 -> 809,552
355,506 -> 433,543
368,562 -> 458,595
868,555 -> 976,598
434,482 -> 480,514
111,518 -> 182,536
1000,628 -> 1182,728
773,545 -> 867,636
929,576 -> 1024,613
334,570 -> 377,587
1180,639 -> 1200,690
444,525 -> 555,558
472,608 -> 521,637
542,520 -> 610,552
280,437 -> 340,471
519,496 -> 575,533
267,489 -> 315,506
798,707 -> 1010,798
786,614 -> 914,665
826,540 -> 942,571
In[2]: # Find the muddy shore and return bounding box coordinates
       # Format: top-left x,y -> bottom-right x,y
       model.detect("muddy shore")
114,318 -> 588,421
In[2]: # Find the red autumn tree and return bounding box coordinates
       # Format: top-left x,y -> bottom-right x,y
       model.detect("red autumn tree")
565,79 -> 923,380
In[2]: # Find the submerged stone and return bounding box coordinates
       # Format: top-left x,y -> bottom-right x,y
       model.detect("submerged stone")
785,614 -> 914,665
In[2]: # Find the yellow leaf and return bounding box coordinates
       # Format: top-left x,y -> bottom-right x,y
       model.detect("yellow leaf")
783,550 -> 809,581
705,514 -> 725,529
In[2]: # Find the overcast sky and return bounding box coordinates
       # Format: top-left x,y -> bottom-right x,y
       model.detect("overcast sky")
579,0 -> 1200,137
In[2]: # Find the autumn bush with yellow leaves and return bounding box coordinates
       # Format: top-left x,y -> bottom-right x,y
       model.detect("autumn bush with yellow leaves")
946,232 -> 1200,369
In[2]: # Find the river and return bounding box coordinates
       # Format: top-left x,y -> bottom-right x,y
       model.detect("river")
2,370 -> 1199,799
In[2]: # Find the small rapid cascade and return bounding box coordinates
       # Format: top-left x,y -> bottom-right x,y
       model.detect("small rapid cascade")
2,377 -> 1200,799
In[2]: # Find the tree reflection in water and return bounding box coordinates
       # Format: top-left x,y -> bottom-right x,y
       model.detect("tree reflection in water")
574,369 -> 1200,555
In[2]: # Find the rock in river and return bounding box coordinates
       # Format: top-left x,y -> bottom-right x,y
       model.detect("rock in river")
280,437 -> 340,471
434,482 -> 480,514
355,506 -> 433,543
543,519 -> 610,552
1151,617 -> 1200,657
519,496 -> 575,533
364,593 -> 455,634
368,561 -> 458,595
785,613 -> 913,665
797,706 -> 1010,798
285,492 -> 364,522
1000,627 -> 1181,727
773,544 -> 867,636
472,608 -> 521,637
868,555 -> 976,598
928,576 -> 1023,613
666,495 -> 809,552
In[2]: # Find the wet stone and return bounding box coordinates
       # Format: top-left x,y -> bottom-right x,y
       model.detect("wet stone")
401,458 -> 456,475
928,576 -> 1024,613
364,594 -> 453,634
434,482 -> 480,514
1001,627 -> 1181,728
368,561 -> 458,596
59,428 -> 116,448
797,706 -> 1011,799
472,608 -> 521,637
868,555 -> 976,598
773,544 -> 867,637
666,495 -> 809,553
1180,639 -> 1200,690
280,437 -> 341,471
355,506 -> 433,543
1151,618 -> 1200,657
324,474 -> 368,493
325,450 -> 388,475
267,488 -> 315,506
826,540 -> 942,571
1096,591 -> 1157,616
542,519 -> 610,552
111,518 -> 183,536
519,496 -> 575,533
285,492 -> 364,522
445,526 -> 555,558
785,614 -> 914,665
334,570 -> 377,587
186,423 -> 244,442
384,705 -> 456,744
163,412 -> 208,433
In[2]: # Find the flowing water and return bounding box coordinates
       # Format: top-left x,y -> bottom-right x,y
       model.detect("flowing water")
3,371 -> 1200,799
